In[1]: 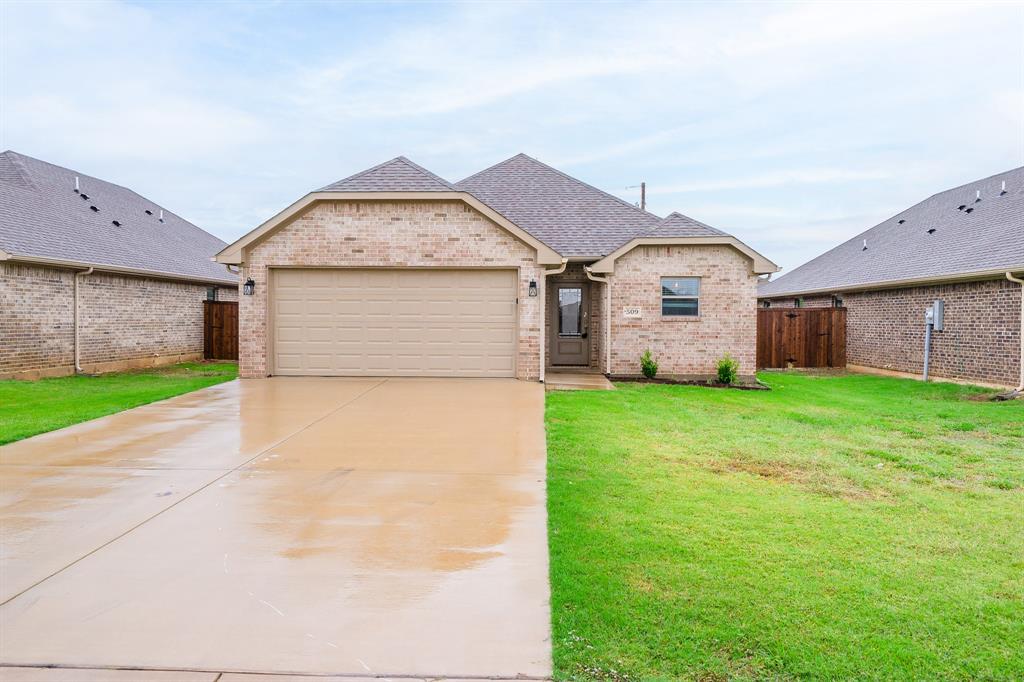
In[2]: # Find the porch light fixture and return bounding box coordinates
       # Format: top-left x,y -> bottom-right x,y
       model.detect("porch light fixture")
243,278 -> 255,296
528,279 -> 538,297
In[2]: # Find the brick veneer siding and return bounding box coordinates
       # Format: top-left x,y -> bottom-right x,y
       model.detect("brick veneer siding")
760,278 -> 1022,387
545,264 -> 603,369
0,261 -> 236,378
609,245 -> 759,379
239,200 -> 543,380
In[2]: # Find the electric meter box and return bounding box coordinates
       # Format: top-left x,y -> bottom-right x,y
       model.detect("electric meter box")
932,299 -> 944,331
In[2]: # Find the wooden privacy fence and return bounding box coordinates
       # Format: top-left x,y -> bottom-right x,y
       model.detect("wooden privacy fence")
757,308 -> 847,369
203,300 -> 238,360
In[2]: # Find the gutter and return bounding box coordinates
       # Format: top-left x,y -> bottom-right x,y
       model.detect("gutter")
759,265 -> 1024,300
1007,271 -> 1024,393
584,266 -> 612,375
540,259 -> 569,383
2,252 -> 236,287
74,267 -> 94,374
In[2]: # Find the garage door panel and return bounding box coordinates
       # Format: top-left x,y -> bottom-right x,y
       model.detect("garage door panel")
272,269 -> 517,377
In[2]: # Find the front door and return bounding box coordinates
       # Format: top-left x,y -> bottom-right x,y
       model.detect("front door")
550,283 -> 590,366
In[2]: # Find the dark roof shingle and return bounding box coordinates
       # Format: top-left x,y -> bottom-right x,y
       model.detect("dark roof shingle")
319,156 -> 454,192
760,166 -> 1024,297
646,211 -> 727,238
453,153 -> 664,256
0,151 -> 235,284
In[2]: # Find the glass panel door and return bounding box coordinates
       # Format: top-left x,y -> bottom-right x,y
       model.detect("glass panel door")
558,287 -> 582,336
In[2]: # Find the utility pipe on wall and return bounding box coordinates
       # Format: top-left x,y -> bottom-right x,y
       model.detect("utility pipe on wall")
73,267 -> 94,374
584,266 -> 612,375
1007,271 -> 1024,392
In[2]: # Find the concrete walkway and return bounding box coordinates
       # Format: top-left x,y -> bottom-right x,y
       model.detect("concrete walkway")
0,378 -> 551,680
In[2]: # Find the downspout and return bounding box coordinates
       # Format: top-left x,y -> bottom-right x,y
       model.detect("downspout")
73,267 -> 94,374
584,266 -> 612,376
540,259 -> 569,383
1007,271 -> 1024,392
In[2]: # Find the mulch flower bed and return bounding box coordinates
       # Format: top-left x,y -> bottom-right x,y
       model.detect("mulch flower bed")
608,375 -> 770,390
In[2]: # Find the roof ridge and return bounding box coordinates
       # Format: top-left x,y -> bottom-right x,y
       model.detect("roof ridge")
454,153 -> 528,186
392,156 -> 454,189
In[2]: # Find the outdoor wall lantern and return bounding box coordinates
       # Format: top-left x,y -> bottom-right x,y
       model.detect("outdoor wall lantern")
528,279 -> 538,297
243,278 -> 256,296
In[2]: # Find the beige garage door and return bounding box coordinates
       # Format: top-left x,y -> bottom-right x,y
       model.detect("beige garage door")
272,269 -> 518,377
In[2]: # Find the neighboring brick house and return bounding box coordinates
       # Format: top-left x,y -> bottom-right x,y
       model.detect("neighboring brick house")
216,154 -> 777,382
759,167 -> 1024,389
0,151 -> 238,379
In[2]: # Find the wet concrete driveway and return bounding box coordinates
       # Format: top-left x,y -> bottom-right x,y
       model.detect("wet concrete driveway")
0,378 -> 551,679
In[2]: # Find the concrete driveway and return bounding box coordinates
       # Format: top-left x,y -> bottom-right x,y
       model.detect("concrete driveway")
0,378 -> 551,680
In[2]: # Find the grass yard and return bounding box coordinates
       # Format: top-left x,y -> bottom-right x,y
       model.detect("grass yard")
0,362 -> 238,445
546,372 -> 1023,681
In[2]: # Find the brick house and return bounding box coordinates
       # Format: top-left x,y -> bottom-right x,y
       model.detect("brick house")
759,166 -> 1024,389
216,154 -> 777,382
0,151 -> 238,379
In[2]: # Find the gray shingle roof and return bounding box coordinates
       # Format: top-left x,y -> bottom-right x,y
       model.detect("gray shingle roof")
0,151 -> 235,284
759,166 -> 1024,297
454,153 -> 666,257
319,156 -> 454,192
646,211 -> 727,238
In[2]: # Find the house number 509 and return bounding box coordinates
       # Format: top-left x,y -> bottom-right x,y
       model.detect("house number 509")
623,307 -> 642,318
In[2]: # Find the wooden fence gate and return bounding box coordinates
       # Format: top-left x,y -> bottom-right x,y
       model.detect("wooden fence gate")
757,308 -> 846,369
203,300 -> 238,360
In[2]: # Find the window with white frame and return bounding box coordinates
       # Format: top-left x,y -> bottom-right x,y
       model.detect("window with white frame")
661,277 -> 700,316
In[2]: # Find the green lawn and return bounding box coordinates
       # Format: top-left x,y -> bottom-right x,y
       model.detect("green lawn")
546,372 -> 1023,681
0,362 -> 238,445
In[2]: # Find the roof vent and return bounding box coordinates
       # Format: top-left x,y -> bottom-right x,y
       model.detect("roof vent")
74,176 -> 80,193
862,238 -> 868,251
927,228 -> 936,234
158,209 -> 164,223
1001,180 -> 1007,195
80,193 -> 89,200
975,190 -> 981,202
965,207 -> 974,213
144,209 -> 153,216
957,204 -> 966,210
112,220 -> 122,227
898,219 -> 905,224
90,205 -> 98,212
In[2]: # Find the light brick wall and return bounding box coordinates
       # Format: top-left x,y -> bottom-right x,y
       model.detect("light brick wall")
239,200 -> 543,380
1,261 -> 236,378
609,245 -> 759,378
763,279 -> 1021,386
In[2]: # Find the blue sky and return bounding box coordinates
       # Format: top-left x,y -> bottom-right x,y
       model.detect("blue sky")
2,0 -> 1022,273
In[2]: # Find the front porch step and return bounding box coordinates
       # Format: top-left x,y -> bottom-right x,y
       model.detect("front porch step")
544,372 -> 615,391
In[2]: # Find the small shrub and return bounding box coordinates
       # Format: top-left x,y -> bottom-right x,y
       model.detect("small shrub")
717,354 -> 739,385
640,350 -> 658,379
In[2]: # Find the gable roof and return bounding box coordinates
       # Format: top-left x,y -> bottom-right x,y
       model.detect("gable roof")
454,153 -> 662,256
217,152 -> 776,273
646,211 -> 727,238
0,151 -> 235,285
319,156 -> 454,192
760,166 -> 1024,297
